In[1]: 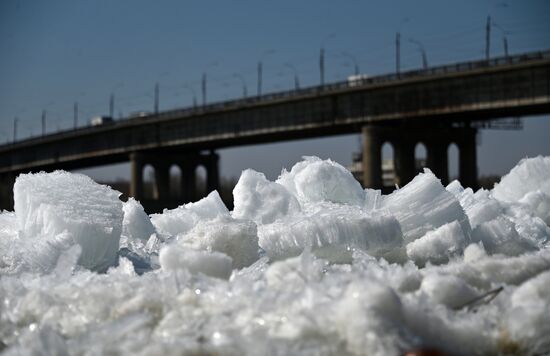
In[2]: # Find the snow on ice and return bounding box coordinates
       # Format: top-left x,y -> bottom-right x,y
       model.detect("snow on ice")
1,156 -> 550,355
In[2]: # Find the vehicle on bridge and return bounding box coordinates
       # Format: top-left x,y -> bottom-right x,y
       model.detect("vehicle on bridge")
90,116 -> 114,126
129,111 -> 151,119
347,74 -> 369,87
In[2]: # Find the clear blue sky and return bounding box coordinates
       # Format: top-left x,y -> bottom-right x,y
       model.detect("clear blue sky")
1,0 -> 549,181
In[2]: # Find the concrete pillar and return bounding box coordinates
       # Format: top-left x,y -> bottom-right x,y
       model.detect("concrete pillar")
459,128 -> 478,189
154,161 -> 170,200
130,153 -> 144,201
362,126 -> 382,189
394,140 -> 415,187
0,173 -> 16,211
427,141 -> 449,184
181,161 -> 196,203
206,151 -> 220,193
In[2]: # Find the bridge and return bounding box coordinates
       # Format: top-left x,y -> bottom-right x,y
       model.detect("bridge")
1,50 -> 549,211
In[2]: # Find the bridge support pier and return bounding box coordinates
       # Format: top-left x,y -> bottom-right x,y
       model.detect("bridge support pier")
361,125 -> 478,190
459,131 -> 478,189
0,173 -> 16,211
129,150 -> 220,212
130,153 -> 144,201
362,126 -> 382,188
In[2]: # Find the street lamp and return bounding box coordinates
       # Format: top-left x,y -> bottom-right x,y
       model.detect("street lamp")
202,61 -> 219,106
409,38 -> 428,69
182,84 -> 198,108
73,91 -> 86,129
109,82 -> 125,118
233,73 -> 248,98
13,117 -> 18,142
41,100 -> 57,136
396,18 -> 410,74
257,50 -> 276,96
154,82 -> 160,114
492,21 -> 509,58
283,63 -> 300,90
320,33 -> 336,85
340,52 -> 360,76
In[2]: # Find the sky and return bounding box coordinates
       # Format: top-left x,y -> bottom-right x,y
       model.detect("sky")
1,0 -> 549,182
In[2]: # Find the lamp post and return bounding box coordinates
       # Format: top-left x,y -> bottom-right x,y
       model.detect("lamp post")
40,100 -> 56,136
320,33 -> 336,86
13,117 -> 18,142
109,82 -> 125,118
202,61 -> 219,106
486,16 -> 491,60
257,50 -> 276,96
341,52 -> 360,76
409,38 -> 428,69
183,84 -> 198,108
154,82 -> 159,114
492,21 -> 509,58
284,63 -> 300,90
396,18 -> 409,75
233,73 -> 248,98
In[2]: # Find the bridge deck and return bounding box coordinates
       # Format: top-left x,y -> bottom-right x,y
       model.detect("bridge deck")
1,50 -> 549,174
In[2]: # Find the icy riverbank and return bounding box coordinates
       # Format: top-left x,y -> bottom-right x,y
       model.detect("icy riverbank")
1,156 -> 549,355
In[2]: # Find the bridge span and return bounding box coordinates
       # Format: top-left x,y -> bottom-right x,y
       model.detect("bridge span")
1,50 -> 549,211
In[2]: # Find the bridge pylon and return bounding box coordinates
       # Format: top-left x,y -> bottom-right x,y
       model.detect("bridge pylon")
130,150 -> 220,212
361,124 -> 478,191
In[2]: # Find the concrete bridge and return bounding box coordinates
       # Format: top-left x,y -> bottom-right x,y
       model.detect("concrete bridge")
1,50 -> 549,211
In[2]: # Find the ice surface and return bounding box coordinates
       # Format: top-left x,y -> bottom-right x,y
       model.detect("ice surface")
121,197 -> 155,242
159,245 -> 233,279
175,215 -> 259,269
382,169 -> 471,243
471,217 -> 538,256
12,171 -> 123,272
493,155 -> 550,202
406,220 -> 469,266
1,156 -> 550,355
277,156 -> 366,206
258,204 -> 404,262
150,190 -> 229,237
232,169 -> 301,224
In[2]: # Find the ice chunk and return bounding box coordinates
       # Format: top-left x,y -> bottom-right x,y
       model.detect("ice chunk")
452,187 -> 504,229
382,169 -> 471,243
277,156 -> 365,206
121,198 -> 155,241
150,190 -> 229,237
0,210 -> 17,237
445,179 -> 464,197
13,171 -> 123,272
177,215 -> 259,269
493,155 -> 550,202
471,217 -> 538,256
259,203 -> 404,262
232,169 -> 300,224
519,190 -> 550,226
406,221 -> 469,266
364,188 -> 382,211
159,244 -> 233,279
0,211 -> 18,272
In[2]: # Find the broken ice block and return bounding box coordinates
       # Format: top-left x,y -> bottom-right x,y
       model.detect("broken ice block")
14,171 -> 123,272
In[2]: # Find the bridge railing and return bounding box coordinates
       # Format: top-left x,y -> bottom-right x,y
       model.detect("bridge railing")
2,49 -> 549,149
152,49 -> 550,118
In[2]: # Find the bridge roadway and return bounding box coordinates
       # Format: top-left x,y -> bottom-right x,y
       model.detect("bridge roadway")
1,50 -> 549,211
